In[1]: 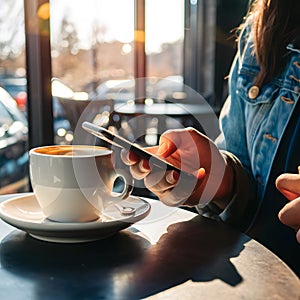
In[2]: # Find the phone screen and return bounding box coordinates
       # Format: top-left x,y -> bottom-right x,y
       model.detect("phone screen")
82,121 -> 193,177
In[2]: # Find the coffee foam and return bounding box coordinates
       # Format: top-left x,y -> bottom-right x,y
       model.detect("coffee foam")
33,146 -> 111,157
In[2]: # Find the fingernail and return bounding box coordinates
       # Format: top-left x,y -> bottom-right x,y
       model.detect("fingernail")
139,159 -> 150,172
157,142 -> 169,156
127,151 -> 137,162
166,170 -> 179,184
125,151 -> 131,162
194,168 -> 206,180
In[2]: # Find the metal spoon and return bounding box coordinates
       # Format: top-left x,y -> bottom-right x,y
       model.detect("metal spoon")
114,203 -> 136,216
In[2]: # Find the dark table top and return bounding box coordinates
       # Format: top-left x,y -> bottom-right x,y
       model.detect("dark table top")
0,193 -> 299,299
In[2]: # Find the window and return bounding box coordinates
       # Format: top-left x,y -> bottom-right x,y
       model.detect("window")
0,0 -> 248,194
50,0 -> 135,94
49,0 -> 184,98
0,0 -> 29,194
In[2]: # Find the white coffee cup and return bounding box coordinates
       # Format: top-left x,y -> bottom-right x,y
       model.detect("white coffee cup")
29,145 -> 133,222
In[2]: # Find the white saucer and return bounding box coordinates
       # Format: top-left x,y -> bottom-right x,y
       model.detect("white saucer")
0,194 -> 150,243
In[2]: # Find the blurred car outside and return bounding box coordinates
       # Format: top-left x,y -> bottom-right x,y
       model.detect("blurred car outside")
88,76 -> 199,104
0,86 -> 29,194
0,75 -> 27,111
89,79 -> 136,103
0,75 -> 74,145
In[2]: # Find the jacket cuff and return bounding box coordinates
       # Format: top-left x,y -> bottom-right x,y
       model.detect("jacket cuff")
196,151 -> 257,232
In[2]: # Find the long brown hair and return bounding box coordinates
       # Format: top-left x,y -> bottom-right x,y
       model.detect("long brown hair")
245,0 -> 300,87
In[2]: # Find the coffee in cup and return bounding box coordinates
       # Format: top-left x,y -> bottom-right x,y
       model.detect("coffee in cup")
29,145 -> 133,222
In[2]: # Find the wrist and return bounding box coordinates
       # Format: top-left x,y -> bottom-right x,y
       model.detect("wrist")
212,154 -> 236,210
184,154 -> 235,208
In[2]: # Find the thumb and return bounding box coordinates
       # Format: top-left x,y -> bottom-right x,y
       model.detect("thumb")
156,137 -> 177,158
193,167 -> 206,180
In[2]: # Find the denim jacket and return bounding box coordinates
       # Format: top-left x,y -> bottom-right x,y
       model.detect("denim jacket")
197,21 -> 300,237
216,24 -> 300,202
205,21 -> 300,275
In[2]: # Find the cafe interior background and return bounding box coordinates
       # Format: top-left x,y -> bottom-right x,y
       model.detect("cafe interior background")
0,0 -> 248,196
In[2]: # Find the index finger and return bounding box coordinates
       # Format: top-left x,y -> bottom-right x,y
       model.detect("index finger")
276,173 -> 300,200
120,146 -> 159,165
120,149 -> 139,165
156,135 -> 178,158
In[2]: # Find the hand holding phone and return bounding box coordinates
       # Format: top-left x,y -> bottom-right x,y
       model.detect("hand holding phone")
82,121 -> 194,178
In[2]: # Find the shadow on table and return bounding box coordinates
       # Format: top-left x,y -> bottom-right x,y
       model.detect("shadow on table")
0,215 -> 248,299
124,215 -> 248,299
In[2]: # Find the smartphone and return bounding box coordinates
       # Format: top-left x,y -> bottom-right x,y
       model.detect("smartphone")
82,121 -> 194,178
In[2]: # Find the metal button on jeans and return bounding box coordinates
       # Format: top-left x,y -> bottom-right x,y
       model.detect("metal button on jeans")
248,85 -> 260,99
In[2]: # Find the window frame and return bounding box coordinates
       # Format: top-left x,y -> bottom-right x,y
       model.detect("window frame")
24,0 -> 53,149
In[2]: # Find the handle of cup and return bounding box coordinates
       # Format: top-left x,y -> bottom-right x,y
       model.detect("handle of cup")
112,168 -> 133,199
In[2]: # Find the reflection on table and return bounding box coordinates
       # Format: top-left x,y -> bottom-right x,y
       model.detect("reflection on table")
0,193 -> 299,299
